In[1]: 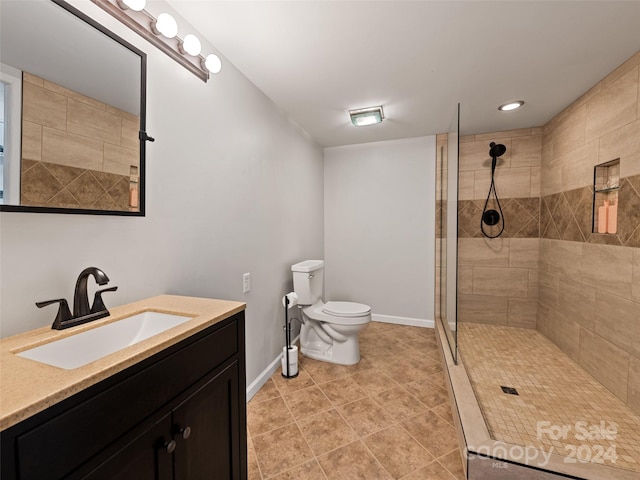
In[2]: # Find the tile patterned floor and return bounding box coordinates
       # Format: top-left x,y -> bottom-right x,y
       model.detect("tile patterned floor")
247,322 -> 465,479
459,323 -> 640,474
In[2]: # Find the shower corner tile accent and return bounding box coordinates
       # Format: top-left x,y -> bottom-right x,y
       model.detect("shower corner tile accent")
458,197 -> 540,239
540,173 -> 640,247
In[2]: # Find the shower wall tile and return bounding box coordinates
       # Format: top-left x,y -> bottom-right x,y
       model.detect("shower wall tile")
556,277 -> 595,330
585,67 -> 638,142
510,135 -> 542,167
507,299 -> 537,329
629,357 -> 640,414
579,328 -> 630,402
508,238 -> 539,268
457,238 -> 509,266
582,243 -> 633,298
633,249 -> 640,303
536,303 -> 581,362
457,265 -> 473,295
599,119 -> 640,178
472,267 -> 530,298
457,294 -> 508,326
594,290 -> 640,358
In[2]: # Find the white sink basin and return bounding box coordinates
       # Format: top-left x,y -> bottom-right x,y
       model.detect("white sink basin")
16,311 -> 192,369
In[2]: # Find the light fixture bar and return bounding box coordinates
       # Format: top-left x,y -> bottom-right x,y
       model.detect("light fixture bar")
91,0 -> 209,82
349,106 -> 384,127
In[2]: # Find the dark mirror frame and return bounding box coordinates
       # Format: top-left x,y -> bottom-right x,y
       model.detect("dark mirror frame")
0,0 -> 147,216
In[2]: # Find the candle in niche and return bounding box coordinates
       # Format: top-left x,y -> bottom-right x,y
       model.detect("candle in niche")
598,201 -> 609,233
607,199 -> 618,234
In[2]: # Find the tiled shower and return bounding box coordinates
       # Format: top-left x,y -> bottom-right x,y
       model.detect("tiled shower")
438,49 -> 640,479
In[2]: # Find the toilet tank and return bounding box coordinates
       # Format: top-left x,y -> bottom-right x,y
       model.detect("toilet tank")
291,260 -> 324,305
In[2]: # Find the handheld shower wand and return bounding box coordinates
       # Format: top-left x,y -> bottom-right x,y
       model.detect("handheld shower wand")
481,142 -> 506,238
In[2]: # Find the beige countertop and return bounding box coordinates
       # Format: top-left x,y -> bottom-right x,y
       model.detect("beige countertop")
0,295 -> 245,431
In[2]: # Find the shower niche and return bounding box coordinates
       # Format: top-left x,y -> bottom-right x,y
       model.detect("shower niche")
592,158 -> 620,235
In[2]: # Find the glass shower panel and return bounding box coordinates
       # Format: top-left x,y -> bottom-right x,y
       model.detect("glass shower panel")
436,104 -> 459,363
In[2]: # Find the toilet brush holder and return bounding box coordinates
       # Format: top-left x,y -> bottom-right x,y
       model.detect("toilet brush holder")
281,345 -> 299,378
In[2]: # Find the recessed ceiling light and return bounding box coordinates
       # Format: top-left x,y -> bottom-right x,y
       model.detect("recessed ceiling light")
349,106 -> 384,127
498,101 -> 525,111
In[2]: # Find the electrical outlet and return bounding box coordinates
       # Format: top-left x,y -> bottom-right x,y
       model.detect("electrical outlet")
242,273 -> 251,293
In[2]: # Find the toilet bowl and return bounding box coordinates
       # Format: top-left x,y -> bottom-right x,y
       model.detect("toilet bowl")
292,260 -> 371,365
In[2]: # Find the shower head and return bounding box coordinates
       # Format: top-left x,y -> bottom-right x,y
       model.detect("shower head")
489,142 -> 507,158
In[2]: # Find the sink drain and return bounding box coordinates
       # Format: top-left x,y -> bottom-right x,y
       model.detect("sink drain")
501,386 -> 519,395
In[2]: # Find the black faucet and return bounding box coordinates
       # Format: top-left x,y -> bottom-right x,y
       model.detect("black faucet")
73,267 -> 109,318
36,267 -> 118,330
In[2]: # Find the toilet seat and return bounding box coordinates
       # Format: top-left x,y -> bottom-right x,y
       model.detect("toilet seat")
322,301 -> 371,317
304,301 -> 371,326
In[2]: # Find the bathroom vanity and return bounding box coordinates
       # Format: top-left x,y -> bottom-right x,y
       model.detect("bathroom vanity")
0,295 -> 247,480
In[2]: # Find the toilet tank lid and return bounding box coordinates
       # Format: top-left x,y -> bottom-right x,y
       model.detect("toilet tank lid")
291,260 -> 324,272
323,301 -> 371,317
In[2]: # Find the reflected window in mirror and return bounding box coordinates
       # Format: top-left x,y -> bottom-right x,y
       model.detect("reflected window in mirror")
0,0 -> 147,216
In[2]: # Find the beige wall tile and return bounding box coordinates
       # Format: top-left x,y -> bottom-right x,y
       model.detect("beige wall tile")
120,116 -> 140,150
42,127 -> 103,171
458,265 -> 473,294
599,119 -> 640,178
21,121 -> 42,162
585,67 -> 638,142
494,166 -> 532,198
540,239 -> 583,280
43,80 -> 105,111
594,290 -> 640,358
511,135 -> 542,167
633,249 -> 640,303
104,143 -> 138,176
507,298 -> 537,329
509,238 -> 540,268
458,294 -> 508,325
475,128 -> 533,141
528,269 -> 539,299
579,328 -> 629,402
472,267 -> 530,298
458,238 -> 509,266
538,269 -> 559,309
601,52 -> 640,90
582,243 -> 633,299
460,138 -> 511,172
558,140 -> 599,192
458,171 -> 475,200
538,303 -> 581,361
629,357 -> 640,415
556,276 -> 595,330
22,72 -> 44,87
22,82 -> 66,130
530,166 -> 541,197
67,98 -> 121,145
552,104 -> 586,158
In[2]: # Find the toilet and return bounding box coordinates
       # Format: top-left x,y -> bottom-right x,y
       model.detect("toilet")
291,260 -> 371,365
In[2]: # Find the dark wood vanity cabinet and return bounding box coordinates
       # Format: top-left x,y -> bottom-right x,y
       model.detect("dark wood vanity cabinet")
1,312 -> 247,480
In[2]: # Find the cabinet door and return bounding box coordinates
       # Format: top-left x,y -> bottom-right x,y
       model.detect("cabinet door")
72,413 -> 174,480
172,361 -> 241,480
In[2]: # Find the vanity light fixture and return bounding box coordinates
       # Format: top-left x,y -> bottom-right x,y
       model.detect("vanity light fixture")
180,34 -> 202,56
349,106 -> 385,127
91,0 -> 222,82
152,13 -> 178,39
498,100 -> 525,111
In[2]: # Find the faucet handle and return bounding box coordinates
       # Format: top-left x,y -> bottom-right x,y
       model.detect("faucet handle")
90,286 -> 118,314
36,298 -> 73,329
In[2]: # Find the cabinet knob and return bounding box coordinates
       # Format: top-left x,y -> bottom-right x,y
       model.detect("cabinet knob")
180,426 -> 192,440
164,439 -> 177,454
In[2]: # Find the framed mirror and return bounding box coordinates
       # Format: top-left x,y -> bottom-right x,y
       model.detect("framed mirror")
0,0 -> 147,215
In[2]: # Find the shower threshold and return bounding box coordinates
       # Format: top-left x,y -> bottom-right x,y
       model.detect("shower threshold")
435,321 -> 640,480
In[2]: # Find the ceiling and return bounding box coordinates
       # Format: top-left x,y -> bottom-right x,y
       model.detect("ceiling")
168,1 -> 640,148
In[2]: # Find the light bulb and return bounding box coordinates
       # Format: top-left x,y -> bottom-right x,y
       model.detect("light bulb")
205,54 -> 222,74
498,101 -> 525,111
154,13 -> 178,38
121,0 -> 146,11
182,34 -> 201,56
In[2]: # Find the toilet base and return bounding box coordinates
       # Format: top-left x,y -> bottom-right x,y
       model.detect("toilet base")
300,322 -> 364,366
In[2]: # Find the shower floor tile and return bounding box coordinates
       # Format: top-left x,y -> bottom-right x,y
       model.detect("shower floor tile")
459,322 -> 640,474
247,322 -> 464,480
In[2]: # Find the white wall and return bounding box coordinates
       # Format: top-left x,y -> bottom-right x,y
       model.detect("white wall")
0,1 -> 324,387
324,136 -> 436,322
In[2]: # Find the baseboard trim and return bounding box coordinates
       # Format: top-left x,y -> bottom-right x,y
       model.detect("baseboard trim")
246,335 -> 300,402
372,314 -> 434,329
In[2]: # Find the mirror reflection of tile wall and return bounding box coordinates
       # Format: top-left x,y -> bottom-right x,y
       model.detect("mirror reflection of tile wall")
20,73 -> 139,211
